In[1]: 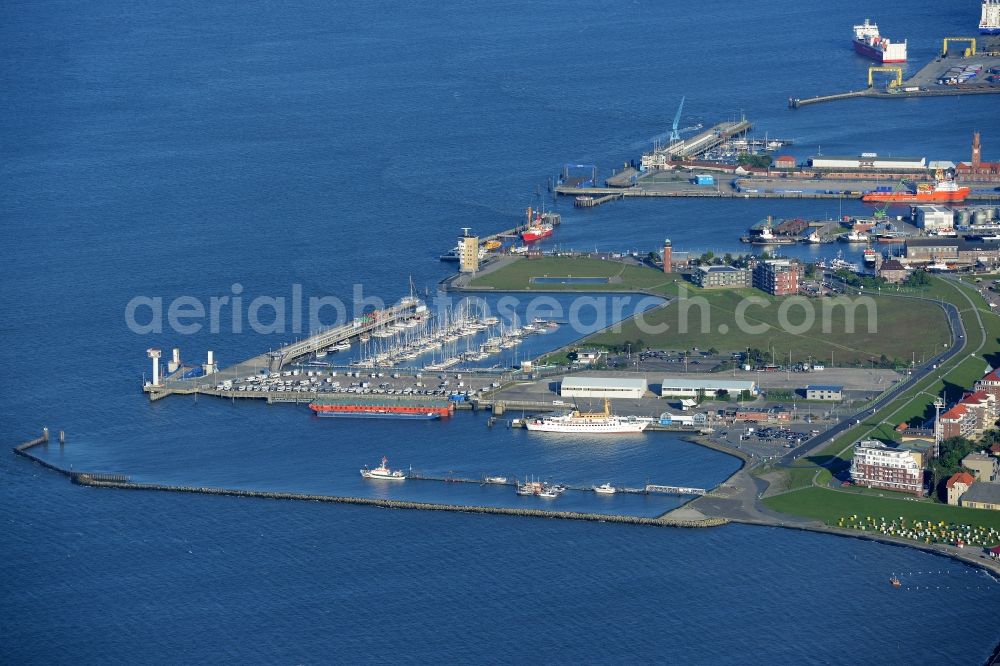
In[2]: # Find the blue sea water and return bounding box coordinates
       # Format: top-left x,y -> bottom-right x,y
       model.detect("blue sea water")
3,0 -> 1000,663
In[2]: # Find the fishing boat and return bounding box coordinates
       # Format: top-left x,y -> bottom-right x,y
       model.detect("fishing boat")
360,456 -> 406,481
889,576 -> 901,588
593,483 -> 617,495
838,230 -> 869,243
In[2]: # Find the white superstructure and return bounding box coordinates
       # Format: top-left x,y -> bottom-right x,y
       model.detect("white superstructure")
982,1 -> 1000,34
525,399 -> 648,434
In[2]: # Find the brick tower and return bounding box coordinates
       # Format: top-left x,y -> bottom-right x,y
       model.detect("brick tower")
662,238 -> 672,273
972,131 -> 982,169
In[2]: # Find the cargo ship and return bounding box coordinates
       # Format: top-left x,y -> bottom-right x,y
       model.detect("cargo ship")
862,180 -> 970,204
853,19 -> 907,63
982,0 -> 1000,34
309,395 -> 454,419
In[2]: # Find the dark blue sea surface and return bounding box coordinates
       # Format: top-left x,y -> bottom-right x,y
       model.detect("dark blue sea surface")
3,0 -> 999,662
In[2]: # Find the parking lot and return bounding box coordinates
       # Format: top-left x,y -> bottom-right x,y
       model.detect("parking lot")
217,367 -> 500,401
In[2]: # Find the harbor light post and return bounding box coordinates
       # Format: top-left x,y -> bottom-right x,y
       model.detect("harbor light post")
146,348 -> 162,387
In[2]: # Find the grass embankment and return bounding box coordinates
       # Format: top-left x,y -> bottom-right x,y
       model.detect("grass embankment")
469,256 -> 682,295
764,276 -> 1000,540
473,257 -> 951,366
585,285 -> 949,366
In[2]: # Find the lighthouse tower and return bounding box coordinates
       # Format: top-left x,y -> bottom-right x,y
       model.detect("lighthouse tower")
146,348 -> 162,386
662,238 -> 673,273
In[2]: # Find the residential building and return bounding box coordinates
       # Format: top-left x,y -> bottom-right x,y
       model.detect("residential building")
660,377 -> 757,399
752,259 -> 799,296
957,391 -> 997,435
938,404 -> 975,440
937,391 -> 997,441
946,471 -> 976,505
560,376 -> 647,400
960,482 -> 1000,510
850,440 -> 925,496
878,259 -> 908,284
690,265 -> 751,289
805,385 -> 843,401
974,368 -> 1000,401
912,205 -> 954,232
961,452 -> 999,482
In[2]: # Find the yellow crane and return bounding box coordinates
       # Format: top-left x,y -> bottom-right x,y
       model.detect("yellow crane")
942,37 -> 976,57
867,66 -> 903,88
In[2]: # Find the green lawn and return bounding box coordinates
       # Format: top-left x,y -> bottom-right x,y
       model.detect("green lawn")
469,256 -> 682,294
584,286 -> 949,366
764,486 -> 1000,545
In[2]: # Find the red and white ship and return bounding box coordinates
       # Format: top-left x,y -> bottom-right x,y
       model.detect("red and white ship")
853,19 -> 907,63
862,180 -> 970,204
520,207 -> 554,242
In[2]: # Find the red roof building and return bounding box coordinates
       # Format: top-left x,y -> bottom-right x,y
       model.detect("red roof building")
774,155 -> 796,169
946,471 -> 976,505
939,404 -> 973,440
956,132 -> 1000,182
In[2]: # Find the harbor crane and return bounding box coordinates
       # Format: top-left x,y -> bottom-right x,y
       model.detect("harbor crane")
867,66 -> 903,88
668,96 -> 685,143
942,37 -> 976,57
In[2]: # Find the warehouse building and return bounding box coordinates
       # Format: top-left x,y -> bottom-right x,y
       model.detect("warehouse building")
660,377 -> 757,399
912,205 -> 954,232
560,376 -> 648,400
808,154 -> 927,171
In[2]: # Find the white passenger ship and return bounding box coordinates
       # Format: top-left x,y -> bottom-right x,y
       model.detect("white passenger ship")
524,399 -> 648,434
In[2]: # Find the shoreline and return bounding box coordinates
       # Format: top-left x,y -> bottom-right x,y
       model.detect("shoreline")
13,428 -> 1000,578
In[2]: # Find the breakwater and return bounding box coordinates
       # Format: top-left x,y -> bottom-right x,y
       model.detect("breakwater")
10,429 -> 725,529
73,476 -> 727,528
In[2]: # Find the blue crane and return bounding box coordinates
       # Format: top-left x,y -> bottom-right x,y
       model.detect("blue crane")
668,96 -> 685,143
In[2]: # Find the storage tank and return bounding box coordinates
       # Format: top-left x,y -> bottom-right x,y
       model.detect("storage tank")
956,209 -> 972,227
973,209 -> 989,226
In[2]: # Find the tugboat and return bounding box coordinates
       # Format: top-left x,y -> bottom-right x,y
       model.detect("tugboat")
360,456 -> 406,481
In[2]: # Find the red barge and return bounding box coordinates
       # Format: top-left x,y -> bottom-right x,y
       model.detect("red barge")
309,395 -> 454,420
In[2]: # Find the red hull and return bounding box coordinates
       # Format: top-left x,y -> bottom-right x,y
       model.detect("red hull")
862,190 -> 970,204
853,40 -> 905,63
521,228 -> 553,242
310,404 -> 453,416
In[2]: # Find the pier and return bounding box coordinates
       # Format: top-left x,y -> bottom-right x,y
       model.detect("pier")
143,296 -> 427,401
790,36 -> 1000,108
405,472 -> 706,496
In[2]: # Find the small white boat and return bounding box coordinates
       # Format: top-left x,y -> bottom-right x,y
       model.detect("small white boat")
485,475 -> 508,484
332,341 -> 351,351
593,483 -> 617,495
360,456 -> 406,481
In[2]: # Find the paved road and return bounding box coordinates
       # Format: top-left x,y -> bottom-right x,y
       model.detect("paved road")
771,280 -> 969,469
